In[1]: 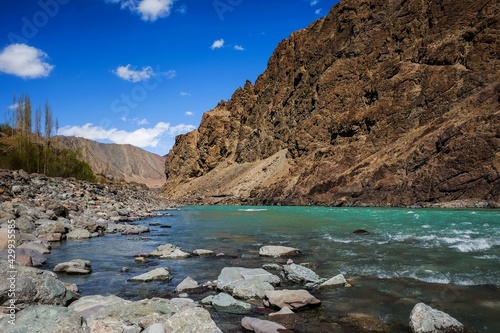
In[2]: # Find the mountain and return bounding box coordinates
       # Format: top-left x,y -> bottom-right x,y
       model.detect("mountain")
163,0 -> 499,207
55,136 -> 166,188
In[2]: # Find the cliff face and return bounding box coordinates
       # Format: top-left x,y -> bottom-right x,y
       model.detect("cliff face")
163,0 -> 499,206
55,136 -> 166,188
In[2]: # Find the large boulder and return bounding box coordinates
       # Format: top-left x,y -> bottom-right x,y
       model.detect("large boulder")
282,263 -> 320,284
0,248 -> 47,266
259,245 -> 301,258
129,268 -> 171,282
150,244 -> 190,259
217,267 -> 281,292
265,289 -> 321,311
18,241 -> 50,254
0,305 -> 89,333
409,303 -> 465,333
0,260 -> 79,310
241,317 -> 287,333
164,307 -> 222,333
54,259 -> 92,275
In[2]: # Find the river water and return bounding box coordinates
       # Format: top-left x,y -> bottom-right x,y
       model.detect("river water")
45,206 -> 500,332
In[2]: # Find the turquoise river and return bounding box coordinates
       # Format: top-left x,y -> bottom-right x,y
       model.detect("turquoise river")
46,206 -> 500,332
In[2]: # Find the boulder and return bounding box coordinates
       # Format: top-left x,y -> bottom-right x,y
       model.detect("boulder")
0,248 -> 47,266
143,323 -> 165,333
35,219 -> 68,234
410,303 -> 465,333
268,306 -> 294,317
54,259 -> 92,275
241,317 -> 287,333
170,298 -> 197,311
67,228 -> 92,240
259,245 -> 301,258
69,295 -> 131,319
175,276 -> 199,293
164,307 -> 222,333
265,289 -> 321,310
202,292 -> 252,314
282,263 -> 320,284
217,267 -> 281,292
232,280 -> 275,299
318,274 -> 347,289
0,305 -> 88,333
129,268 -> 171,282
150,244 -> 190,259
0,260 -> 79,310
18,241 -> 51,254
192,249 -> 215,256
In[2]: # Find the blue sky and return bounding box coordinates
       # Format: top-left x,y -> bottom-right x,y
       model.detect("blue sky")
0,0 -> 338,155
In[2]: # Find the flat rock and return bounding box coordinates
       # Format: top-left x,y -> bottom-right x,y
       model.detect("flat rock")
193,249 -> 215,256
54,259 -> 92,274
205,292 -> 252,314
69,295 -> 130,318
67,228 -> 92,240
232,280 -> 275,299
259,245 -> 301,258
175,276 -> 199,293
150,243 -> 190,259
217,267 -> 281,292
18,241 -> 50,254
129,267 -> 171,282
282,263 -> 320,284
164,307 -> 222,333
242,316 -> 287,333
265,289 -> 321,310
410,303 -> 465,333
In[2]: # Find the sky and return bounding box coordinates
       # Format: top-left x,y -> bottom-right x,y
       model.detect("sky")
0,0 -> 338,156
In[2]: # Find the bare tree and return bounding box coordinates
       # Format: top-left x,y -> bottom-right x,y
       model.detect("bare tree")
44,101 -> 53,139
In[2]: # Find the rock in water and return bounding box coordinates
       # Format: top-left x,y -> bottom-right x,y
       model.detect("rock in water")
54,259 -> 92,274
241,317 -> 287,333
175,276 -> 199,293
203,292 -> 252,314
164,307 -> 223,333
129,267 -> 171,282
217,267 -> 281,292
282,263 -> 320,284
265,289 -> 321,311
259,245 -> 301,258
150,243 -> 190,259
409,303 -> 465,333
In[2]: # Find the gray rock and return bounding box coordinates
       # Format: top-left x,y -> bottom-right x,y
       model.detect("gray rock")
241,316 -> 287,333
282,263 -> 320,284
0,261 -> 78,310
175,276 -> 199,293
409,303 -> 464,333
265,289 -> 321,310
150,244 -> 190,259
129,267 -> 171,282
143,323 -> 166,333
0,305 -> 89,333
54,259 -> 92,274
232,280 -> 275,299
67,228 -> 92,240
268,306 -> 294,317
217,267 -> 281,292
18,241 -> 50,254
35,218 -> 68,234
170,298 -> 197,311
11,185 -> 22,194
69,295 -> 130,319
259,245 -> 301,258
317,274 -> 347,289
203,292 -> 252,314
18,169 -> 30,180
164,307 -> 222,333
192,249 -> 215,256
0,248 -> 47,266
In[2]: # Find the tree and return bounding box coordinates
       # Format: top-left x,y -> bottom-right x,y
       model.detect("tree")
44,101 -> 53,139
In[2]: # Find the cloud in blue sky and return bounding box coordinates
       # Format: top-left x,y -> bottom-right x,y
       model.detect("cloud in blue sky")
211,39 -> 225,50
106,0 -> 174,21
114,64 -> 154,82
234,45 -> 245,51
58,122 -> 195,148
0,44 -> 54,79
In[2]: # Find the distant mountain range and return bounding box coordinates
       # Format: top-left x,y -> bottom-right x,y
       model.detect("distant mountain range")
55,136 -> 165,188
162,0 -> 499,206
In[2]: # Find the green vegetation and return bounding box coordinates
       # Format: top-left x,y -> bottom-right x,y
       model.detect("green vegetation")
0,96 -> 96,182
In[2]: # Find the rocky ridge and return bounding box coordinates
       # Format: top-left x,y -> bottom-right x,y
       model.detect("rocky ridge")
163,0 -> 499,207
55,136 -> 166,188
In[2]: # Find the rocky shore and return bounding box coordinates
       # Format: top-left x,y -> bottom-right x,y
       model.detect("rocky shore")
0,170 -> 478,332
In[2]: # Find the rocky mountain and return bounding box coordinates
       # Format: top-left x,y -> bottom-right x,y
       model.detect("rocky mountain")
55,136 -> 165,188
163,0 -> 499,207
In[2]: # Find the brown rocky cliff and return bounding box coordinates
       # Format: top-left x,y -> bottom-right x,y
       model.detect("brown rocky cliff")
163,0 -> 499,206
55,136 -> 166,188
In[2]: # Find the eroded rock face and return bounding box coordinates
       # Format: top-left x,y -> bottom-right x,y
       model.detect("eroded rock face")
163,0 -> 500,207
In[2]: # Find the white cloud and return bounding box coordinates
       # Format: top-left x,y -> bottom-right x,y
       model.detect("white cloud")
8,103 -> 19,110
0,44 -> 54,79
185,111 -> 193,116
137,118 -> 149,125
163,69 -> 176,79
234,45 -> 245,51
58,122 -> 196,148
114,64 -> 154,82
211,39 -> 224,50
106,0 -> 174,21
315,8 -> 322,14
180,91 -> 191,97
310,0 -> 319,5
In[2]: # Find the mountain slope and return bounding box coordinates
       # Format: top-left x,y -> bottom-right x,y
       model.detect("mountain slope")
163,0 -> 499,206
55,136 -> 165,188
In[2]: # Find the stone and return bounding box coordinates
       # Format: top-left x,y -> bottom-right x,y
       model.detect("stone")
217,267 -> 281,292
353,229 -> 370,235
0,248 -> 47,266
192,249 -> 215,256
241,317 -> 287,333
18,169 -> 30,180
268,306 -> 294,317
338,313 -> 389,333
54,259 -> 92,274
35,218 -> 68,234
150,244 -> 190,259
232,280 -> 275,299
205,292 -> 252,314
129,268 -> 171,282
175,276 -> 199,293
67,228 -> 92,240
259,245 -> 301,258
143,323 -> 166,333
265,289 -> 321,310
170,298 -> 197,311
18,241 -> 51,254
318,274 -> 347,289
0,305 -> 88,333
409,303 -> 465,333
69,295 -> 130,318
0,260 -> 79,310
282,263 -> 320,284
164,307 -> 222,333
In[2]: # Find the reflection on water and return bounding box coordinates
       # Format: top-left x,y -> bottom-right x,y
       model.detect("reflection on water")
45,206 -> 500,332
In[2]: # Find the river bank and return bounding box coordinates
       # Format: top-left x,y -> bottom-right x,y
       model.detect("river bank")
1,170 -> 498,332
